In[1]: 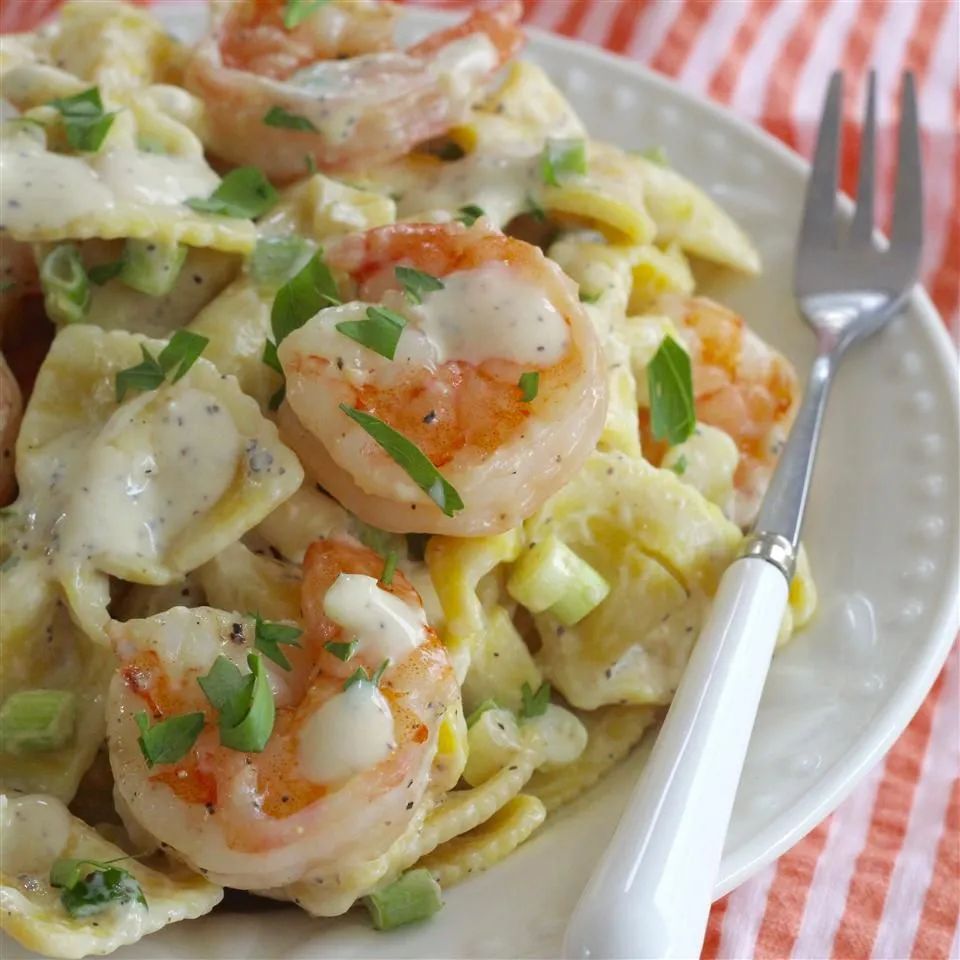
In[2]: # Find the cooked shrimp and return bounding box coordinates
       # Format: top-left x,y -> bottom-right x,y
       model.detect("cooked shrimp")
641,294 -> 799,527
107,537 -> 461,891
277,220 -> 607,536
185,0 -> 523,181
0,352 -> 22,505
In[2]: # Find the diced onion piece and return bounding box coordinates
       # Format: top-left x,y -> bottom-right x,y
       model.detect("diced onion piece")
40,244 -> 90,324
363,868 -> 443,930
507,536 -> 610,625
120,239 -> 187,296
0,689 -> 76,754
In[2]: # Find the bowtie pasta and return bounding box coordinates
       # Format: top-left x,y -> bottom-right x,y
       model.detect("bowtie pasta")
0,2 -> 816,956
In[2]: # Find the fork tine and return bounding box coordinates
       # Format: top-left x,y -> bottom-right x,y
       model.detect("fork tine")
890,72 -> 923,259
849,71 -> 877,244
799,72 -> 843,250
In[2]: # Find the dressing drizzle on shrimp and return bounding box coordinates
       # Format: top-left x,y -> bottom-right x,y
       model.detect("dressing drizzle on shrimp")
277,220 -> 607,536
185,0 -> 524,181
108,537 -> 461,891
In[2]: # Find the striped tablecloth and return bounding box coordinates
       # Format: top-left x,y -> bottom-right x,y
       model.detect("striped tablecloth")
1,1 -> 957,958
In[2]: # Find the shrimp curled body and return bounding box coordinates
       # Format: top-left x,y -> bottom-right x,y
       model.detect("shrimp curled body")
107,538 -> 461,891
185,0 -> 524,181
643,295 -> 799,526
277,221 -> 607,536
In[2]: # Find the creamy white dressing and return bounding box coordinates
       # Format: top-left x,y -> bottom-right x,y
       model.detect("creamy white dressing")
393,151 -> 540,226
59,387 -> 241,567
0,793 -> 72,874
323,573 -> 427,664
0,125 -> 218,236
297,682 -> 395,783
400,262 -> 569,365
280,262 -> 569,385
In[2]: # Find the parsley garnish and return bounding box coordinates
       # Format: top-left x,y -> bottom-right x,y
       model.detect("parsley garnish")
670,454 -> 688,476
395,266 -> 444,305
50,858 -> 147,918
465,698 -> 499,729
134,711 -> 205,768
283,0 -> 329,29
520,681 -> 551,719
336,305 -> 407,360
48,87 -> 115,153
339,405 -> 464,517
324,638 -> 358,662
380,550 -> 398,586
305,154 -> 317,175
253,614 -> 303,670
263,105 -> 318,132
646,336 -> 695,446
456,204 -> 485,226
186,166 -> 278,219
345,659 -> 390,690
197,653 -> 275,752
526,193 -> 546,222
115,330 -> 209,402
271,252 -> 340,346
540,138 -> 587,187
518,371 -> 539,402
261,339 -> 285,410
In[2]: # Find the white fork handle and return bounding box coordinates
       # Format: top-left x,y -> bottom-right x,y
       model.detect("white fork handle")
563,557 -> 789,960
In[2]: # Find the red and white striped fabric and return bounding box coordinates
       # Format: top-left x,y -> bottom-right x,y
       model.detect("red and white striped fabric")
1,1 -> 956,957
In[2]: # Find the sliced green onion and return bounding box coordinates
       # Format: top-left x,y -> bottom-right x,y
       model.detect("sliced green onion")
271,252 -> 340,345
40,244 -> 90,324
540,138 -> 587,187
339,405 -> 464,517
465,698 -> 499,729
88,258 -> 125,285
455,204 -> 485,226
638,145 -> 669,166
263,105 -> 318,132
380,551 -> 398,586
50,858 -> 147,918
395,266 -> 444,305
253,614 -> 303,671
579,289 -> 602,304
518,371 -> 539,402
324,638 -> 358,662
336,305 -> 407,360
250,235 -> 313,291
364,868 -> 443,930
186,166 -> 278,219
646,335 -> 695,446
283,0 -> 329,29
0,689 -> 76,754
48,87 -> 115,153
134,710 -> 204,768
519,681 -> 551,720
506,536 -> 610,626
119,239 -> 187,296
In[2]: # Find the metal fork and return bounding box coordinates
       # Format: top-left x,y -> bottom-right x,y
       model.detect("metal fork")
564,72 -> 923,960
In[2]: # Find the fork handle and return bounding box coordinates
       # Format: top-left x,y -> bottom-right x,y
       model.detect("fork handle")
563,556 -> 789,960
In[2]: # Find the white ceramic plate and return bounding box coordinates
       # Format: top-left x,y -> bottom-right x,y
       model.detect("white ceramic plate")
10,6 -> 959,958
